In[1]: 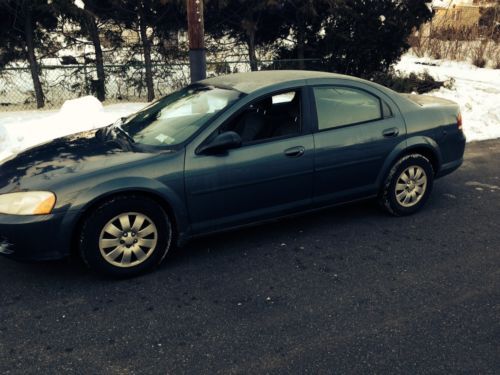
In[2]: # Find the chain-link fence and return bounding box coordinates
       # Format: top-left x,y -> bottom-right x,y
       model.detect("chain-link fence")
0,59 -> 325,112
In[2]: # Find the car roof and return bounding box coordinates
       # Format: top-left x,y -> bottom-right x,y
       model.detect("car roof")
200,70 -> 361,94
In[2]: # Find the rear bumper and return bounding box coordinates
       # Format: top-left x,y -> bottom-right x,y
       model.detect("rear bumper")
436,131 -> 466,178
436,157 -> 463,178
0,213 -> 68,261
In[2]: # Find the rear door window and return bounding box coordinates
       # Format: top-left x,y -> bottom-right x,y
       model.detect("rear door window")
313,87 -> 382,130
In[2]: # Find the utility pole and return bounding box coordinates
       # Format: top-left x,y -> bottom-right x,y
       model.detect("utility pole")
187,0 -> 206,82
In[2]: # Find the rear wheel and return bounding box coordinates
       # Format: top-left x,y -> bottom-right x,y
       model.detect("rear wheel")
79,195 -> 172,277
379,154 -> 434,216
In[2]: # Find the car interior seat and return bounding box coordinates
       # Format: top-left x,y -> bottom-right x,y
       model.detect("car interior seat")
235,97 -> 273,143
271,93 -> 301,137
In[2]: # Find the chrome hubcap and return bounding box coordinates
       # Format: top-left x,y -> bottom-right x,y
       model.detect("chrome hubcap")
395,165 -> 427,208
99,212 -> 158,268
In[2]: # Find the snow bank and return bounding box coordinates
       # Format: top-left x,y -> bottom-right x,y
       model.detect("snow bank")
432,0 -> 453,8
0,124 -> 8,151
1,57 -> 499,164
395,55 -> 500,142
0,97 -> 145,163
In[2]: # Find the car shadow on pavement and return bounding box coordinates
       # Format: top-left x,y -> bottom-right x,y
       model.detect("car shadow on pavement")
0,199 -> 386,281
1,182 -> 457,281
166,199 -> 385,264
0,256 -> 88,279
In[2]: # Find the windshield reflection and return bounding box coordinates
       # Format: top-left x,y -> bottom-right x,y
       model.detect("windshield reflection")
122,85 -> 243,147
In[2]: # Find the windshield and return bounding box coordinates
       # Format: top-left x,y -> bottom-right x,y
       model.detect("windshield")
121,85 -> 243,147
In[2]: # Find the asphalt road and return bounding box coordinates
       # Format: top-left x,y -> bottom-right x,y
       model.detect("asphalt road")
1,139 -> 499,374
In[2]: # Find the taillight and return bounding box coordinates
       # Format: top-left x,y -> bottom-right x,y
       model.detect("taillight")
457,112 -> 463,131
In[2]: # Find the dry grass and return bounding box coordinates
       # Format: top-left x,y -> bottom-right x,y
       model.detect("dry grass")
409,24 -> 499,68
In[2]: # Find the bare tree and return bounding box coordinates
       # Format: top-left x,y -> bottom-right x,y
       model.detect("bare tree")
0,0 -> 58,108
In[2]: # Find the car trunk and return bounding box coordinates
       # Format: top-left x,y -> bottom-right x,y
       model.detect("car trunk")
401,94 -> 458,108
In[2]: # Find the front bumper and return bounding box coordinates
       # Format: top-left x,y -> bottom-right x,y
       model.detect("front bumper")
0,212 -> 68,261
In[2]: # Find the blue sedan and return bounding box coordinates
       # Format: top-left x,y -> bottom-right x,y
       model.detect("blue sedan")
0,71 -> 466,277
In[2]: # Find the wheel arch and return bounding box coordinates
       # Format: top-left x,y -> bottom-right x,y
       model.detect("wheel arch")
60,178 -> 190,257
405,145 -> 440,175
377,136 -> 442,190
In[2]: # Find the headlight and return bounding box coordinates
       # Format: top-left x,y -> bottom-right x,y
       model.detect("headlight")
0,191 -> 56,215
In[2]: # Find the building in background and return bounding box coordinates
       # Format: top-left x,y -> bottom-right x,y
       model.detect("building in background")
431,0 -> 497,31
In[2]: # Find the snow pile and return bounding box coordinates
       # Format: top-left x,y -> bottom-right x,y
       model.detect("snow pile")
0,96 -> 145,163
395,55 -> 500,142
1,56 -> 499,164
0,124 -> 7,149
432,0 -> 453,8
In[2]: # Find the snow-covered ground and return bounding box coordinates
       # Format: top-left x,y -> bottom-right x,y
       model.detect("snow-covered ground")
0,97 -> 146,163
395,55 -> 500,142
0,54 -> 499,164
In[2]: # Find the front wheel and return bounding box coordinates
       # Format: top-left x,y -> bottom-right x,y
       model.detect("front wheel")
79,195 -> 172,277
379,154 -> 434,216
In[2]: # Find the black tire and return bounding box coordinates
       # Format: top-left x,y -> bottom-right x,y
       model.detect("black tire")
379,154 -> 434,216
79,194 -> 172,277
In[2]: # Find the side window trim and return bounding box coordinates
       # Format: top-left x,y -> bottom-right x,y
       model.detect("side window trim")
382,100 -> 394,118
311,84 -> 391,132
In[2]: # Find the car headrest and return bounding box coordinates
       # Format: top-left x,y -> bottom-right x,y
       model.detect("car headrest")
256,97 -> 273,114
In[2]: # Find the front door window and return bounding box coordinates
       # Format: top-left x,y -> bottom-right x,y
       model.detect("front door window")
221,90 -> 302,144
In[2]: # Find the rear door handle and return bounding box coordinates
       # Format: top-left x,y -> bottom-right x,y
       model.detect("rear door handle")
284,146 -> 305,158
382,128 -> 400,138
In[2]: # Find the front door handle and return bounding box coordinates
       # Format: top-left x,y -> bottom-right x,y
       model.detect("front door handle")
382,128 -> 400,138
284,146 -> 305,158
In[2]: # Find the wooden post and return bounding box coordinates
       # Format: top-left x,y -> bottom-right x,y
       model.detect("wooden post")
187,0 -> 206,82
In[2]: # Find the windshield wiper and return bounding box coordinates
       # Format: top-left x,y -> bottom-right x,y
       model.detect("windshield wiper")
114,123 -> 135,144
108,117 -> 134,143
98,118 -> 135,150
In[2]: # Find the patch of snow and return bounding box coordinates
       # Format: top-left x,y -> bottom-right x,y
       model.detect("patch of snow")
395,55 -> 500,142
74,0 -> 85,9
432,0 -> 453,8
60,96 -> 103,117
465,181 -> 500,191
1,56 -> 499,164
0,97 -> 146,163
0,125 -> 8,150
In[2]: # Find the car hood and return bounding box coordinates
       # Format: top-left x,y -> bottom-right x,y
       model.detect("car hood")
0,129 -> 158,193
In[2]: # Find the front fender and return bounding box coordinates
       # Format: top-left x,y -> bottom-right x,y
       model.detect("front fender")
57,177 -> 189,255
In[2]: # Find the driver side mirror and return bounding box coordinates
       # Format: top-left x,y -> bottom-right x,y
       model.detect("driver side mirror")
198,131 -> 242,155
